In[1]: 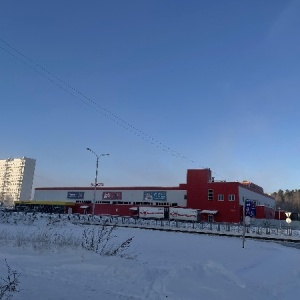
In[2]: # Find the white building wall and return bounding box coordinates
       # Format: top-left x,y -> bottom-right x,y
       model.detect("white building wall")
19,158 -> 36,200
238,186 -> 275,208
33,188 -> 187,206
0,157 -> 36,206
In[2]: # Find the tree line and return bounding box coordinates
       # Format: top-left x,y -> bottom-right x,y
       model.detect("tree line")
271,189 -> 300,212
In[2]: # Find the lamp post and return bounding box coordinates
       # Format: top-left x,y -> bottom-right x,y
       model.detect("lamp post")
86,148 -> 109,216
278,207 -> 281,229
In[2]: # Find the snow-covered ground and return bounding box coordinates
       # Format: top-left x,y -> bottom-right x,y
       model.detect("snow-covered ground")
0,215 -> 299,300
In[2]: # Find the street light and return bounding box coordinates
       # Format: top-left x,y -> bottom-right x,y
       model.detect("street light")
278,207 -> 281,229
86,148 -> 109,216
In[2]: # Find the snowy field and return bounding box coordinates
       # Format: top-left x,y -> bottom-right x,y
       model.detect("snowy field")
0,215 -> 299,300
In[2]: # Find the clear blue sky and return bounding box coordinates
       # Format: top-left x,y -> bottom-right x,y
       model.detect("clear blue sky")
1,0 -> 300,194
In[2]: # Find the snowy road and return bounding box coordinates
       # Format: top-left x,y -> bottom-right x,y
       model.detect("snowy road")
0,219 -> 299,300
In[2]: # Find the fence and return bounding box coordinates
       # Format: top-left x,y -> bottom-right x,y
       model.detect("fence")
1,212 -> 299,241
72,214 -> 300,240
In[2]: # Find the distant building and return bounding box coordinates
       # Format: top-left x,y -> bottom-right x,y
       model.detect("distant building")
32,168 -> 275,222
0,157 -> 36,206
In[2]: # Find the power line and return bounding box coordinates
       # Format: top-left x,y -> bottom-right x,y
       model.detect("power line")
0,38 -> 225,179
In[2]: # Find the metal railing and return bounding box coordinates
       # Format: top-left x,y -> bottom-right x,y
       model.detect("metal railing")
0,211 -> 299,241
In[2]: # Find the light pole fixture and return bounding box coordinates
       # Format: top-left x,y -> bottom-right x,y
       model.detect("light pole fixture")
86,148 -> 109,216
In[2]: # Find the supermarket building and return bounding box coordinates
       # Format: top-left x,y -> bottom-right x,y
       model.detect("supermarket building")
33,168 -> 275,223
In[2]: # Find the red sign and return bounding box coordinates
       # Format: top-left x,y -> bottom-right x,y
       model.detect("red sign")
102,192 -> 122,200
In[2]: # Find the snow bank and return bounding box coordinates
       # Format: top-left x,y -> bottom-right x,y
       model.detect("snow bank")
0,213 -> 299,299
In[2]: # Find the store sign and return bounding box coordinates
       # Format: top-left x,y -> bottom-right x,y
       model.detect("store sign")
143,191 -> 167,201
102,192 -> 122,200
245,199 -> 256,217
67,192 -> 84,199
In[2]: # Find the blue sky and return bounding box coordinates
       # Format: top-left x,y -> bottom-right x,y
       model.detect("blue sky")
1,0 -> 300,194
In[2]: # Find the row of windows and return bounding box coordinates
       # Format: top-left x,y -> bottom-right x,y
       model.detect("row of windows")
0,181 -> 23,184
208,190 -> 235,201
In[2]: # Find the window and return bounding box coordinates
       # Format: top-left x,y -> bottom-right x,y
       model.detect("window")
228,194 -> 235,201
208,215 -> 214,222
218,194 -> 224,201
208,189 -> 214,200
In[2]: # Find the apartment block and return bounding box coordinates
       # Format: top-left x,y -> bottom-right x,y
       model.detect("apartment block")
0,157 -> 36,206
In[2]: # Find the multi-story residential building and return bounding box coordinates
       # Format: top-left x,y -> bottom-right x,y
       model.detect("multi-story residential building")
0,157 -> 36,206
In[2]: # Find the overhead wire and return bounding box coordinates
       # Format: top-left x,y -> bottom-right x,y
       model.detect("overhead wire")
0,38 -> 226,179
0,38 -> 185,158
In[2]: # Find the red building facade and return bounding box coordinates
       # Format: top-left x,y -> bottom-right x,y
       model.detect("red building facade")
33,168 -> 276,223
185,169 -> 275,223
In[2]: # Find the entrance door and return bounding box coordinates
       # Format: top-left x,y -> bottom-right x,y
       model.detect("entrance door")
164,207 -> 169,219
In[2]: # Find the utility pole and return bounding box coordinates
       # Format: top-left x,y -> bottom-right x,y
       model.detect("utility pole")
86,148 -> 109,216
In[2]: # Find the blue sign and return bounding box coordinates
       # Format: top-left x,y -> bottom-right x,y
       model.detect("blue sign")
143,191 -> 167,201
245,199 -> 256,217
67,192 -> 84,199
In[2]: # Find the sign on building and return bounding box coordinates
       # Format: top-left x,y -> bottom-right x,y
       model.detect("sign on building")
245,199 -> 256,217
67,192 -> 85,199
102,192 -> 122,200
143,191 -> 167,201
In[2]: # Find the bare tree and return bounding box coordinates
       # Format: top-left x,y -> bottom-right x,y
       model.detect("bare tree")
0,260 -> 20,300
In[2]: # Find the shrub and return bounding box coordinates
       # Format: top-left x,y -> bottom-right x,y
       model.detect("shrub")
81,223 -> 135,259
0,260 -> 20,300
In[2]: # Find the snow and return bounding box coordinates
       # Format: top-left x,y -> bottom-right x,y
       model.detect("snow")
0,214 -> 299,300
